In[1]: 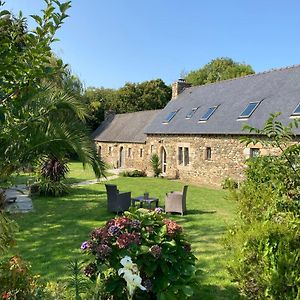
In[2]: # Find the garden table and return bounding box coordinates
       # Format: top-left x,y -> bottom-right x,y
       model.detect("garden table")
131,195 -> 159,209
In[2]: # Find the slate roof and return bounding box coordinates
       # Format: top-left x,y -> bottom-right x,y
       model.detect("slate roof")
145,65 -> 300,135
93,110 -> 161,143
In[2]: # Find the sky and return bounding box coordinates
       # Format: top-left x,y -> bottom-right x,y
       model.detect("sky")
4,0 -> 300,89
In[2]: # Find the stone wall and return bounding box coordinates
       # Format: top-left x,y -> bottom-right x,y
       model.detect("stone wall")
95,141 -> 152,172
96,135 -> 289,187
146,134 -> 283,186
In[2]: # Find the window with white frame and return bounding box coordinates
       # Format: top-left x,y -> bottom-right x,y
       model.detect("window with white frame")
250,148 -> 260,158
178,146 -> 189,166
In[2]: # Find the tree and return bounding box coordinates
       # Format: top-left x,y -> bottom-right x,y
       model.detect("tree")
84,79 -> 172,130
0,0 -> 104,180
184,57 -> 255,86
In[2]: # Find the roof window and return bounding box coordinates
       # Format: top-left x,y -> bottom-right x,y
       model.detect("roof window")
198,106 -> 218,122
291,103 -> 300,117
238,102 -> 260,119
186,107 -> 199,119
163,109 -> 179,124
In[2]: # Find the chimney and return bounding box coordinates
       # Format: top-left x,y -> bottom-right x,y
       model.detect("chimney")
171,79 -> 191,99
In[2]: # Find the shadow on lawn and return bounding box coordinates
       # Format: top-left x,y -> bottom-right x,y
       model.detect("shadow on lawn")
185,209 -> 217,215
194,283 -> 242,300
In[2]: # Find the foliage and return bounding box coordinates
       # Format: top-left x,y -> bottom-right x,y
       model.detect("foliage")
0,255 -> 40,299
221,177 -> 238,190
150,154 -> 161,177
81,207 -> 199,299
0,1 -> 105,181
40,157 -> 69,182
84,79 -> 172,130
67,258 -> 89,300
225,114 -> 300,299
37,157 -> 70,196
184,57 -> 254,86
120,170 -> 147,178
0,213 -> 18,255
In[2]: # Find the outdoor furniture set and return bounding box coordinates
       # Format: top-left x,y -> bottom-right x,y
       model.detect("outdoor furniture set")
105,184 -> 188,215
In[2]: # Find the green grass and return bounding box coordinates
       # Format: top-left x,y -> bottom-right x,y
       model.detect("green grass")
9,177 -> 241,299
8,162 -> 113,186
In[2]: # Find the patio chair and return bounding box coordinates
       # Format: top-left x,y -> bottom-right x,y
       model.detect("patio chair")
165,185 -> 188,215
105,184 -> 131,214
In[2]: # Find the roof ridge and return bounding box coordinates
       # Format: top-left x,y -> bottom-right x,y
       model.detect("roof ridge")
185,64 -> 300,91
116,109 -> 162,116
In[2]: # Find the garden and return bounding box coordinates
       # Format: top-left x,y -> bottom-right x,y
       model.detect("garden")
0,0 -> 299,299
4,163 -> 241,299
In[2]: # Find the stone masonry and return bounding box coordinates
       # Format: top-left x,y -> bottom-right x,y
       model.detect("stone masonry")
96,135 -> 285,187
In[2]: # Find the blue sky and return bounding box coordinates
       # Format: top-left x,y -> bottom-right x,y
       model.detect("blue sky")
4,0 -> 300,88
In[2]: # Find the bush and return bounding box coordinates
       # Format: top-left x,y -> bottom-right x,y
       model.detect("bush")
150,154 -> 161,177
121,170 -> 147,177
81,207 -> 199,299
221,177 -> 238,190
37,157 -> 70,197
225,115 -> 300,299
0,255 -> 40,299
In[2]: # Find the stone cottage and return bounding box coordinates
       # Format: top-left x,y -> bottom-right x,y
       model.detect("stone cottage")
93,65 -> 300,186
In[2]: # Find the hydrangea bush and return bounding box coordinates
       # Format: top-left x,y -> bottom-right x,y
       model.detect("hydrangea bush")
81,207 -> 198,299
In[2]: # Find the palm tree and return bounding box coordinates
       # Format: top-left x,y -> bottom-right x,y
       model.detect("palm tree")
0,83 -> 105,180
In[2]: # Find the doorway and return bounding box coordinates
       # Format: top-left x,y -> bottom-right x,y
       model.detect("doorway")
119,146 -> 125,168
160,147 -> 167,174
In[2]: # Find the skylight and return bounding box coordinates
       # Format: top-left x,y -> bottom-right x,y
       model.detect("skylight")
163,110 -> 179,123
291,103 -> 300,116
238,102 -> 260,119
185,107 -> 199,119
198,106 -> 218,122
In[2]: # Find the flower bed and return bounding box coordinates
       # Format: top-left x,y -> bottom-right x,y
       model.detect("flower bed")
81,207 -> 198,299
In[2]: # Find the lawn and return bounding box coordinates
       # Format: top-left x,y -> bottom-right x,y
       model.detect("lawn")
9,176 -> 241,299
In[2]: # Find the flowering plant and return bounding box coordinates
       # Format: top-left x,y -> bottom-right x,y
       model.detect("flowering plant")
118,256 -> 146,299
81,207 -> 198,299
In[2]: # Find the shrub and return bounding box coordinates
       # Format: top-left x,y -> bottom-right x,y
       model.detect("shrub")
0,255 -> 39,299
150,154 -> 161,177
226,114 -> 300,299
37,157 -> 70,197
81,207 -> 198,299
121,170 -> 147,178
221,177 -> 238,190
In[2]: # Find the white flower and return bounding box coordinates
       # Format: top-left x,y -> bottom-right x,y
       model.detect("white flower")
118,256 -> 146,299
120,256 -> 133,268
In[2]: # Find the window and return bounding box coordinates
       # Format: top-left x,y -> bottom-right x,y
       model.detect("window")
238,102 -> 260,119
184,147 -> 189,165
108,146 -> 112,155
150,144 -> 154,154
178,147 -> 183,165
205,147 -> 212,160
128,148 -> 132,158
140,148 -> 143,158
199,106 -> 218,122
186,107 -> 199,119
162,109 -> 179,123
98,146 -> 102,158
291,103 -> 300,117
178,147 -> 189,166
250,148 -> 260,158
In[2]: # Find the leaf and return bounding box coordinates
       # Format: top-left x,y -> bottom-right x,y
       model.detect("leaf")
31,14 -> 43,25
182,285 -> 194,297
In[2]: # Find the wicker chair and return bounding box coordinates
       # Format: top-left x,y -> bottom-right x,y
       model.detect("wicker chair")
105,184 -> 131,214
165,185 -> 188,215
